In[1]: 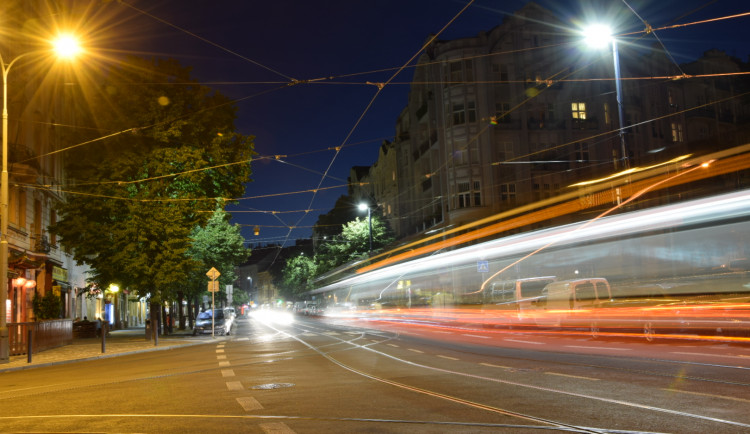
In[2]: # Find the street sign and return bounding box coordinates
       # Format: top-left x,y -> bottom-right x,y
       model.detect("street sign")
206,267 -> 220,280
477,260 -> 489,273
208,280 -> 219,292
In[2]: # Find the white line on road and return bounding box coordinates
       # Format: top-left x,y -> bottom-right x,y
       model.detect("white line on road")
217,355 -> 227,360
226,381 -> 244,391
662,388 -> 750,403
236,396 -> 264,411
221,369 -> 235,377
462,334 -> 490,339
480,362 -> 512,369
260,422 -> 296,434
672,352 -> 750,359
546,372 -> 599,381
236,338 -> 249,341
408,348 -> 424,353
387,344 -> 399,348
219,361 -> 231,367
216,349 -> 225,353
504,339 -> 544,345
565,345 -> 631,351
437,355 -> 459,360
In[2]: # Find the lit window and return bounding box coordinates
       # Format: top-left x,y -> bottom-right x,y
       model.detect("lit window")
671,123 -> 683,142
572,102 -> 587,120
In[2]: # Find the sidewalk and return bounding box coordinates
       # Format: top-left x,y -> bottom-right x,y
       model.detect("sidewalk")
0,326 -> 217,373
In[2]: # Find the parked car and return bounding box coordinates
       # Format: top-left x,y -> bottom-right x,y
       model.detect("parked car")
193,308 -> 235,336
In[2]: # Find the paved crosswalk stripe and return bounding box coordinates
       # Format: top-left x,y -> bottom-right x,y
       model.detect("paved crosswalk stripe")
260,422 -> 296,433
237,396 -> 263,411
226,381 -> 244,390
221,369 -> 235,377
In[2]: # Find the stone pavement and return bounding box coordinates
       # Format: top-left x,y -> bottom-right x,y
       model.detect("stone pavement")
0,326 -> 219,373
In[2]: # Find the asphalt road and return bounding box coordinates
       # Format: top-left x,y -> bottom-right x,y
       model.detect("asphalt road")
1,312 -> 750,433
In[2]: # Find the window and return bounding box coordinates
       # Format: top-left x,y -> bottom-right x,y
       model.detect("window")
571,102 -> 587,120
500,184 -> 516,201
449,61 -> 462,83
50,210 -> 57,245
495,102 -> 512,123
604,103 -> 610,125
456,181 -> 481,208
671,122 -> 683,142
452,101 -> 477,126
575,142 -> 589,161
452,103 -> 465,125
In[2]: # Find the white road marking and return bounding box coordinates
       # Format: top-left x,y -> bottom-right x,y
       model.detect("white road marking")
672,352 -> 749,359
565,345 -> 631,351
462,334 -> 490,339
437,355 -> 459,360
408,348 -> 424,353
480,362 -> 512,369
662,388 -> 750,403
216,349 -> 225,353
504,339 -> 544,345
387,343 -> 399,348
546,372 -> 599,381
260,422 -> 296,434
236,396 -> 263,411
236,337 -> 249,341
226,381 -> 244,391
217,355 -> 227,360
219,361 -> 231,367
221,369 -> 235,377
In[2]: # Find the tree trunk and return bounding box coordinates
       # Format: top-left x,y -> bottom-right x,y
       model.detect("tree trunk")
178,291 -> 186,330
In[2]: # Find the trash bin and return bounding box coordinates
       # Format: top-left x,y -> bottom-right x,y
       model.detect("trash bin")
145,320 -> 152,341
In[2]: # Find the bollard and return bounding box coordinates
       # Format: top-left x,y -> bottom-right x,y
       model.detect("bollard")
27,329 -> 32,364
101,323 -> 106,353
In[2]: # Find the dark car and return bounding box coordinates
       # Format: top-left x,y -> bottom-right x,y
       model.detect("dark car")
193,308 -> 234,336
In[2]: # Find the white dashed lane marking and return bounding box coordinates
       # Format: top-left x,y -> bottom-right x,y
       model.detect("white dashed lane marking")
221,369 -> 235,377
226,381 -> 244,391
437,355 -> 459,360
236,396 -> 263,411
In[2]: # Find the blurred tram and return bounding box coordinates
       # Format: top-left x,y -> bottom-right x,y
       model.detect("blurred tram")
311,188 -> 750,342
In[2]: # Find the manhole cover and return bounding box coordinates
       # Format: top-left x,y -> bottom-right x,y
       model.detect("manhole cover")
251,383 -> 295,390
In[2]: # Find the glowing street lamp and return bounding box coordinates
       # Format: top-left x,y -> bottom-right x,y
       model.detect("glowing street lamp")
1,34 -> 83,363
358,203 -> 373,254
583,24 -> 630,170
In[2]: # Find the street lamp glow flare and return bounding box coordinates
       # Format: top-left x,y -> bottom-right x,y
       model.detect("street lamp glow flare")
53,34 -> 82,58
583,24 -> 613,49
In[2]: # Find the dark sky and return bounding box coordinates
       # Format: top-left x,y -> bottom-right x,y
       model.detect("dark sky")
91,0 -> 750,248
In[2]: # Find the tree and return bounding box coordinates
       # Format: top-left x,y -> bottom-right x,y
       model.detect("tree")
50,56 -> 254,325
187,208 -> 250,325
280,254 -> 317,299
315,215 -> 394,275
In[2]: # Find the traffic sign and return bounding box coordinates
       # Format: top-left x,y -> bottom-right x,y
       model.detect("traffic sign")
206,267 -> 220,280
477,260 -> 489,273
208,280 -> 219,292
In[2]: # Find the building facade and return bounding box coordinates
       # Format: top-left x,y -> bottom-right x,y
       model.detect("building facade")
365,2 -> 749,241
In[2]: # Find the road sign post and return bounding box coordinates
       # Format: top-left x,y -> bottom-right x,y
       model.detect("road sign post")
206,267 -> 221,338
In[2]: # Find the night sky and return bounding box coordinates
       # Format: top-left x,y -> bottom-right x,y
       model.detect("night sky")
82,0 -> 750,249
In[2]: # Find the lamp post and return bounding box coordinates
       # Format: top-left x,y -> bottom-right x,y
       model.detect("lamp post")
358,203 -> 373,253
0,34 -> 82,363
583,24 -> 630,170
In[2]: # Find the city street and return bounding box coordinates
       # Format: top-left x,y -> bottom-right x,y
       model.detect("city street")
2,314 -> 750,433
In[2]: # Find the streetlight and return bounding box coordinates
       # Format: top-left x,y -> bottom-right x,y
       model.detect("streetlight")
583,24 -> 630,170
0,33 -> 82,363
108,284 -> 120,329
358,203 -> 373,253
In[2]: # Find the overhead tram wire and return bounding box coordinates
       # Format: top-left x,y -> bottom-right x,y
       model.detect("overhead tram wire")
267,0 -> 478,261
117,1 -> 295,82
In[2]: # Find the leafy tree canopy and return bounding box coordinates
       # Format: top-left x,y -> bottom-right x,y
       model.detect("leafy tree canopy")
50,56 -> 255,303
